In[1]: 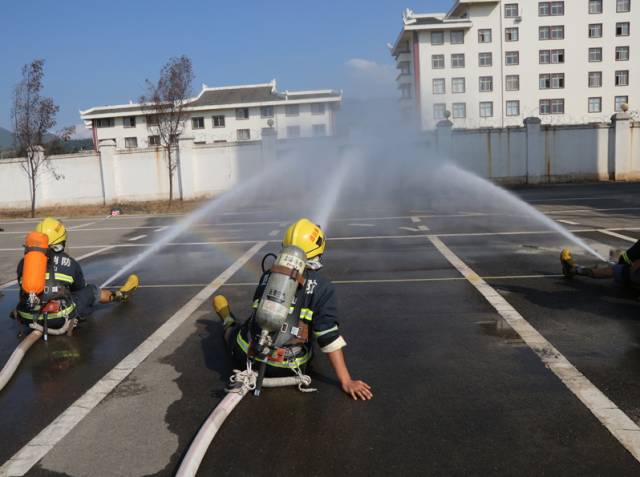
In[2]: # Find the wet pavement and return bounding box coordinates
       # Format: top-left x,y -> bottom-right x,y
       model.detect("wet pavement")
1,182 -> 640,475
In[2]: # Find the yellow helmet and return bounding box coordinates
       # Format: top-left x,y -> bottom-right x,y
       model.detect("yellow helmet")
283,218 -> 325,259
35,217 -> 67,246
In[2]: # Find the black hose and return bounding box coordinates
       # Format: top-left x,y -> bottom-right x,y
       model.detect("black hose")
261,253 -> 277,272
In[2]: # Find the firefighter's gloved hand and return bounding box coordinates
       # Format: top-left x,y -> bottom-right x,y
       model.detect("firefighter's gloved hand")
9,308 -> 18,320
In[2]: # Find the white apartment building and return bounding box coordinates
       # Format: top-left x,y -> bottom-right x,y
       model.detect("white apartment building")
391,0 -> 637,129
80,80 -> 341,149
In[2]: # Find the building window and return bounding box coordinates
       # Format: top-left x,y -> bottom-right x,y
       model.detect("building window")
212,115 -> 225,127
505,3 -> 519,17
505,27 -> 519,42
399,62 -> 411,75
617,0 -> 631,12
285,104 -> 300,116
286,125 -> 301,138
450,30 -> 465,44
400,84 -> 412,99
191,117 -> 204,129
433,103 -> 446,120
261,106 -> 274,118
589,47 -> 602,62
506,100 -> 520,116
452,77 -> 466,94
615,70 -> 629,86
123,116 -> 136,128
312,124 -> 327,136
506,75 -> 520,91
94,118 -> 114,128
146,115 -> 159,127
479,52 -> 493,67
616,22 -> 630,36
540,50 -> 566,64
431,31 -> 444,45
479,101 -> 494,118
310,103 -> 326,115
432,55 -> 445,69
540,99 -> 565,114
615,96 -> 629,111
539,25 -> 564,40
433,78 -> 446,94
616,46 -> 630,61
237,129 -> 251,141
479,76 -> 493,92
451,53 -> 465,68
148,135 -> 160,146
588,71 -> 603,87
588,24 -> 603,38
505,51 -> 519,65
478,29 -> 492,43
235,108 -> 249,120
452,103 -> 466,118
539,73 -> 565,89
588,97 -> 602,113
124,137 -> 138,148
539,1 -> 565,16
551,1 -> 564,15
589,0 -> 603,14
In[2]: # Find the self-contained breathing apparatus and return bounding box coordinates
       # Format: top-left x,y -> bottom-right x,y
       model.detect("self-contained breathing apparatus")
19,231 -> 75,341
249,245 -> 309,395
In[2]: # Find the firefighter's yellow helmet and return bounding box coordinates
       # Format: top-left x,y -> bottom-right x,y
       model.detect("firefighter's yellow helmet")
283,218 -> 325,259
35,217 -> 67,245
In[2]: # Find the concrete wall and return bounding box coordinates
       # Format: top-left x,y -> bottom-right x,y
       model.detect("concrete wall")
436,113 -> 638,184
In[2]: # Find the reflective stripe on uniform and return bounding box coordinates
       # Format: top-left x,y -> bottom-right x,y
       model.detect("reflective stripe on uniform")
18,303 -> 76,321
621,251 -> 632,265
252,299 -> 259,309
313,325 -> 338,337
299,308 -> 313,321
44,272 -> 75,284
236,332 -> 311,368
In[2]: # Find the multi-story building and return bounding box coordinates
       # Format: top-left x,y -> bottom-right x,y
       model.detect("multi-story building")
80,80 -> 341,149
391,0 -> 637,129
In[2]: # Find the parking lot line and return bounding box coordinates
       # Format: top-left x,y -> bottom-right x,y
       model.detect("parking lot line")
0,241 -> 267,476
427,235 -> 640,463
128,234 -> 147,242
598,230 -> 637,243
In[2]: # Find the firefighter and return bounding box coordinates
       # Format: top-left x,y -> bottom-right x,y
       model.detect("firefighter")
14,217 -> 139,328
215,218 -> 372,400
561,241 -> 640,287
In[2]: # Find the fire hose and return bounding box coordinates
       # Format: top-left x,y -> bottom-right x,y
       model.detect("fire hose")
0,317 -> 75,392
175,368 -> 314,477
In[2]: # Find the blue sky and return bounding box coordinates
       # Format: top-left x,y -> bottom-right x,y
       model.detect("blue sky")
0,0 -> 451,136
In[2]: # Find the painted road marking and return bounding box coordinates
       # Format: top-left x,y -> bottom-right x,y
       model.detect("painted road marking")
128,235 -> 147,242
68,221 -> 97,230
557,219 -> 579,225
268,229 -> 280,237
0,241 -> 267,476
399,227 -> 421,232
410,216 -> 421,223
417,225 -> 430,231
0,246 -> 116,291
427,235 -> 640,464
154,226 -> 168,233
347,223 -> 375,227
598,230 -> 636,243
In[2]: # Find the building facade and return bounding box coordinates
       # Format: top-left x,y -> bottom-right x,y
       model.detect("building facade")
80,80 -> 341,149
391,0 -> 637,129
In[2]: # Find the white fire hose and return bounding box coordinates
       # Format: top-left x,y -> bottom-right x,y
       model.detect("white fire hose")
0,317 -> 75,392
176,368 -> 314,477
0,330 -> 43,392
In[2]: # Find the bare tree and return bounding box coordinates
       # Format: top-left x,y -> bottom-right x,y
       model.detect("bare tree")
11,59 -> 73,217
140,55 -> 194,204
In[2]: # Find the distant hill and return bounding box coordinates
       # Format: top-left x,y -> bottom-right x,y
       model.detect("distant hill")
0,127 -> 90,155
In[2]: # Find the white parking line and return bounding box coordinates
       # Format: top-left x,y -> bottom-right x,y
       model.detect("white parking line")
428,235 -> 640,464
68,221 -> 97,230
598,230 -> 637,243
0,241 -> 267,476
417,225 -> 430,231
410,216 -> 421,223
347,223 -> 375,227
556,219 -> 579,225
128,235 -> 147,242
399,227 -> 421,232
0,246 -> 116,290
268,229 -> 279,237
154,226 -> 168,233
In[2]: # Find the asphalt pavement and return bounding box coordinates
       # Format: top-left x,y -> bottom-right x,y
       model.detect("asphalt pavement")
2,182 -> 640,476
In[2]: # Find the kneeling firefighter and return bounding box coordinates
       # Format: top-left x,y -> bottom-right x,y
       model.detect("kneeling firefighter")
13,217 -> 139,336
214,218 -> 372,400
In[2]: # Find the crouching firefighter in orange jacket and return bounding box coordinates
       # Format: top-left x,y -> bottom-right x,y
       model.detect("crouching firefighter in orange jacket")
214,218 -> 372,400
13,217 -> 139,338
